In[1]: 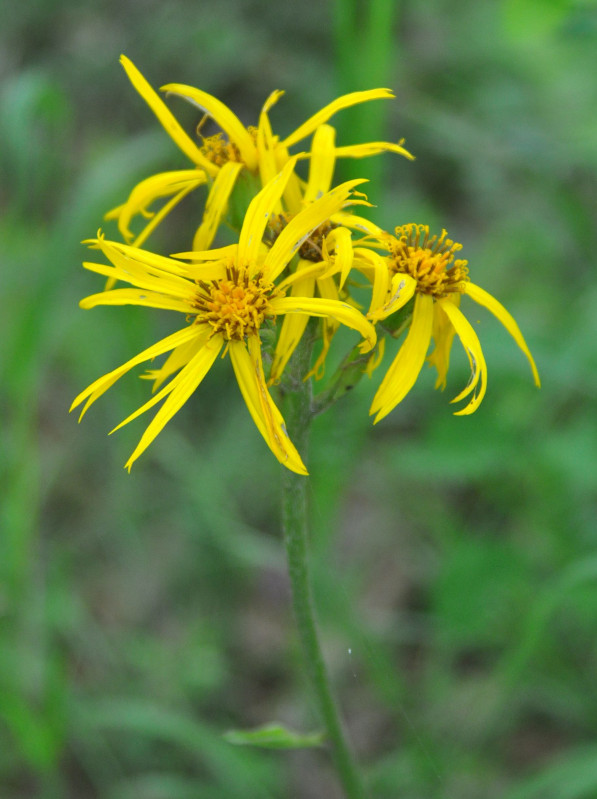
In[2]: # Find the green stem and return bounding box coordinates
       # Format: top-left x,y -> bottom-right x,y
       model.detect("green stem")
280,341 -> 368,799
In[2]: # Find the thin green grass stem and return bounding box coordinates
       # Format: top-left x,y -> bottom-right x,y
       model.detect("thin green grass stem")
281,341 -> 368,799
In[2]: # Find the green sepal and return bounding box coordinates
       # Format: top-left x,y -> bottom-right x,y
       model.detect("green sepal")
223,723 -> 326,749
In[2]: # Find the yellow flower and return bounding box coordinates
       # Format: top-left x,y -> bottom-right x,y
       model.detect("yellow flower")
107,55 -> 413,251
367,224 -> 540,421
71,159 -> 376,474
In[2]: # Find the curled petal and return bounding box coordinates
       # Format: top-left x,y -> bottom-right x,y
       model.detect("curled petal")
161,81 -> 258,171
437,298 -> 487,415
270,296 -> 376,353
368,272 -> 416,322
464,282 -> 540,387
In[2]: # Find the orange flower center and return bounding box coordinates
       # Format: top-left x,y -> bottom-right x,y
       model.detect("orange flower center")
389,224 -> 469,298
193,266 -> 282,340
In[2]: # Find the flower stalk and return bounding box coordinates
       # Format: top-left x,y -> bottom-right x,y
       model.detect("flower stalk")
280,339 -> 368,799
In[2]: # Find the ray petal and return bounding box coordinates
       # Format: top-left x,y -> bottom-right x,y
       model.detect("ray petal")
270,296 -> 376,353
303,124 -> 336,202
370,293 -> 434,421
464,282 -> 540,387
229,338 -> 308,474
120,56 -> 217,175
438,298 -> 488,415
80,288 -> 190,313
122,334 -> 224,470
192,160 -> 244,250
282,89 -> 395,148
269,273 -> 316,383
70,326 -> 200,418
160,82 -> 258,170
237,157 -> 298,268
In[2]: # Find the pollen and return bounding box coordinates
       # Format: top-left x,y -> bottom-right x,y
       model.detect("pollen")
389,224 -> 469,297
192,266 -> 282,340
200,127 -> 259,167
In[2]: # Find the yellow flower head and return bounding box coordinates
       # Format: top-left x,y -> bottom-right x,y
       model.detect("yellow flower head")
72,160 -> 376,474
367,224 -> 540,422
106,56 -> 413,252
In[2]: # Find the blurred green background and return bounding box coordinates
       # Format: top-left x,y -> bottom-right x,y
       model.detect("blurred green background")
1,0 -> 596,797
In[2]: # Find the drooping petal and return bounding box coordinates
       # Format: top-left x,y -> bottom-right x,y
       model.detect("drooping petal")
160,82 -> 259,171
270,296 -> 376,353
105,170 -> 207,242
464,282 -> 540,387
370,293 -> 434,422
264,178 -> 367,281
333,141 -> 414,161
437,298 -> 488,415
282,88 -> 395,149
367,272 -> 416,322
120,56 -> 217,176
270,272 -> 316,384
229,337 -> 308,475
237,157 -> 298,269
192,160 -> 244,250
303,124 -> 336,202
80,288 -> 191,313
121,334 -> 224,470
70,326 -> 201,419
427,294 -> 459,390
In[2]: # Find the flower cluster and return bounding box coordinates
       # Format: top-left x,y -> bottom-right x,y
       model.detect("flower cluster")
72,57 -> 540,473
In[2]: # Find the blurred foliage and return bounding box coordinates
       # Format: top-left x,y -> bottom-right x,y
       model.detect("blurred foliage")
1,0 -> 597,797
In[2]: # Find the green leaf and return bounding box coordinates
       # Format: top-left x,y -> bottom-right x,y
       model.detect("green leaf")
224,723 -> 326,749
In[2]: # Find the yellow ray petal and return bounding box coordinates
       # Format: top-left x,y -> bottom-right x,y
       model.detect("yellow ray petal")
306,276 -> 341,380
264,178 -> 367,281
123,335 -> 224,470
120,56 -> 217,176
352,248 -> 390,314
105,169 -> 206,242
282,88 -> 395,149
229,337 -> 308,475
80,288 -> 190,313
304,124 -> 336,202
333,141 -> 414,161
142,331 -> 209,391
70,326 -> 200,419
172,244 -> 238,261
337,213 -> 385,239
437,298 -> 488,415
464,282 -> 540,387
274,143 -> 304,215
371,293 -> 434,421
160,82 -> 258,171
192,160 -> 244,250
92,235 -> 191,277
367,272 -> 416,322
427,294 -> 459,390
257,97 -> 282,189
270,296 -> 376,353
237,157 -> 298,269
325,226 -> 353,289
269,273 -> 316,384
